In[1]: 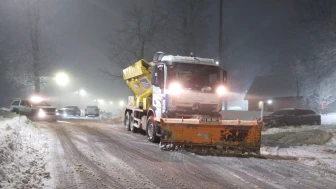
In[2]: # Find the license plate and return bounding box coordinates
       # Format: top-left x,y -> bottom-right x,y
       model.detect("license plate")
199,117 -> 219,124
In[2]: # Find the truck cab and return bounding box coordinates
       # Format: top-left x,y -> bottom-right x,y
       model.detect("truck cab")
151,54 -> 227,120
123,52 -> 227,143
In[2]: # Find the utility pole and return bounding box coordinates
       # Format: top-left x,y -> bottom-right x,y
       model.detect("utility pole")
219,0 -> 228,110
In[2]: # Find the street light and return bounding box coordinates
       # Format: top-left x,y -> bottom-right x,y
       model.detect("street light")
79,89 -> 86,96
55,72 -> 69,109
119,101 -> 124,106
55,72 -> 69,86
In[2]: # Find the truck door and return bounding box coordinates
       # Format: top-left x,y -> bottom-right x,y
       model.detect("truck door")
152,64 -> 166,120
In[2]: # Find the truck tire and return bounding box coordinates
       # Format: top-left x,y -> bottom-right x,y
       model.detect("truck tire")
125,112 -> 131,131
146,116 -> 160,143
130,112 -> 137,133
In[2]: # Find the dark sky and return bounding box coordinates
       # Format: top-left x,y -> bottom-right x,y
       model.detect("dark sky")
0,0 -> 304,108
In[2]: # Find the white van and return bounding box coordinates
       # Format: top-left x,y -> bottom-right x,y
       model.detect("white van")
85,106 -> 99,117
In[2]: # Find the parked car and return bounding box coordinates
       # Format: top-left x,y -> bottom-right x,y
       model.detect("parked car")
60,106 -> 81,116
10,98 -> 57,121
262,108 -> 321,127
85,106 -> 99,117
56,109 -> 66,117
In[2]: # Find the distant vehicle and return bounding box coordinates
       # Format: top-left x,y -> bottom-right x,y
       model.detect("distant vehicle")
85,106 -> 99,117
59,106 -> 81,116
262,108 -> 321,127
10,97 -> 57,121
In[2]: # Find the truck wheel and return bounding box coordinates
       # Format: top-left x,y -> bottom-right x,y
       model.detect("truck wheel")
146,116 -> 160,143
125,112 -> 131,131
130,112 -> 137,133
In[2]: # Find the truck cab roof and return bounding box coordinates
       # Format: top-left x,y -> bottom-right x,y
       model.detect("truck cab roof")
160,55 -> 217,66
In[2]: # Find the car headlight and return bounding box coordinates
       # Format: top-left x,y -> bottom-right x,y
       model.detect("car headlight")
38,109 -> 46,117
216,86 -> 226,96
168,82 -> 182,95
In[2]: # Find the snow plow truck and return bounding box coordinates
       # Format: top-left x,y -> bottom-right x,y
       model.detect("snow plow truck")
122,52 -> 262,155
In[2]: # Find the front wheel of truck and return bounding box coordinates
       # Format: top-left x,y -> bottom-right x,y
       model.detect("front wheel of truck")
146,116 -> 160,143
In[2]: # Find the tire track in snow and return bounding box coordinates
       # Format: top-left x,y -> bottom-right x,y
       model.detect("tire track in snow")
76,123 -> 239,189
39,122 -> 77,189
247,158 -> 336,188
52,123 -> 124,189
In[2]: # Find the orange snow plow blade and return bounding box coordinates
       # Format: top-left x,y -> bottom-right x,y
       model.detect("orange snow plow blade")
160,118 -> 263,155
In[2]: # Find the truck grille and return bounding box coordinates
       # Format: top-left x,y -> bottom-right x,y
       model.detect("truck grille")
41,108 -> 56,115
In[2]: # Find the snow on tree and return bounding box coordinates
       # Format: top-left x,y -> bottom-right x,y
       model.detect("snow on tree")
287,0 -> 336,111
5,0 -> 52,93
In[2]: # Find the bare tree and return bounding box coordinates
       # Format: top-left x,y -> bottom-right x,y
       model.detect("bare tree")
288,57 -> 305,97
166,0 -> 213,55
5,0 -> 52,93
294,0 -> 334,23
290,0 -> 336,110
103,0 -> 169,81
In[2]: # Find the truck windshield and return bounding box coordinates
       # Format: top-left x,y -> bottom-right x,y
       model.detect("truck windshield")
168,63 -> 220,91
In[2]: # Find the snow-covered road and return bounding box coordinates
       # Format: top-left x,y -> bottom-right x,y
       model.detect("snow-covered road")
40,120 -> 336,189
1,113 -> 336,188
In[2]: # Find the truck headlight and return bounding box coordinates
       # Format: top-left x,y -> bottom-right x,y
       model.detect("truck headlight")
169,82 -> 182,95
216,86 -> 226,96
31,96 -> 43,103
38,109 -> 46,117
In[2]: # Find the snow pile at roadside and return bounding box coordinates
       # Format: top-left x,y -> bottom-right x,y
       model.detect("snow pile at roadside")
0,109 -> 17,119
0,107 -> 10,112
321,113 -> 336,125
0,116 -> 50,188
261,126 -> 334,147
261,125 -> 336,170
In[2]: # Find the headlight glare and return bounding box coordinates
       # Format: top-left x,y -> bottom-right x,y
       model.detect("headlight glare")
216,86 -> 226,96
38,109 -> 46,117
169,82 -> 182,95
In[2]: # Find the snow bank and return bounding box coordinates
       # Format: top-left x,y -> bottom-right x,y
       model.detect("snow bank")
261,125 -> 336,170
0,109 -> 17,119
0,116 -> 50,188
262,129 -> 332,148
321,113 -> 336,125
0,107 -> 10,112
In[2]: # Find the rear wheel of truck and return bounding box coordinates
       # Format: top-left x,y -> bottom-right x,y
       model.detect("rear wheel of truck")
125,112 -> 131,131
146,116 -> 159,143
130,112 -> 137,133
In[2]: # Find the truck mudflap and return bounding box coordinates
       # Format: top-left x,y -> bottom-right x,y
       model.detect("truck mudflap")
159,118 -> 263,156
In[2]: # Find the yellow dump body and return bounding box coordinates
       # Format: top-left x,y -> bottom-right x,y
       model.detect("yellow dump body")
122,59 -> 153,110
160,118 -> 262,155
